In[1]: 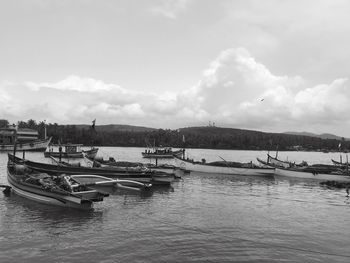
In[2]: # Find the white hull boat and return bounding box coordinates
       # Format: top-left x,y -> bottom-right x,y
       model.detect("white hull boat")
275,168 -> 350,182
0,137 -> 52,152
174,156 -> 274,176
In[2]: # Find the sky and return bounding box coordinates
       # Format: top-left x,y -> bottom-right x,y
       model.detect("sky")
1,0 -> 350,136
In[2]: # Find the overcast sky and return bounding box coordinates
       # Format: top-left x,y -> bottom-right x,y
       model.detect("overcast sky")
1,0 -> 350,136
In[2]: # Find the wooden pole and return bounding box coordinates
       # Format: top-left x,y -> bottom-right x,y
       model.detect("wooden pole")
12,127 -> 17,157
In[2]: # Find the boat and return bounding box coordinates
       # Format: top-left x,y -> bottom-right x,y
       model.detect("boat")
144,163 -> 189,178
69,175 -> 152,192
7,155 -> 109,209
142,147 -> 184,159
173,155 -> 274,176
274,165 -> 350,182
44,144 -> 98,159
258,154 -> 350,181
9,154 -> 174,186
256,154 -> 298,168
331,158 -> 349,167
84,155 -> 185,179
0,127 -> 51,151
86,156 -> 147,171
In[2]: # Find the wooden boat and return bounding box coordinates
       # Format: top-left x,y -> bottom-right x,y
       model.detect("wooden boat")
7,157 -> 109,209
69,175 -> 152,192
0,137 -> 52,152
0,127 -> 52,152
274,166 -> 350,182
144,163 -> 189,178
257,153 -> 350,181
10,154 -> 174,186
173,156 -> 274,176
331,159 -> 349,167
86,156 -> 147,171
44,144 -> 98,159
256,154 -> 297,168
142,147 -> 184,159
84,155 -> 185,179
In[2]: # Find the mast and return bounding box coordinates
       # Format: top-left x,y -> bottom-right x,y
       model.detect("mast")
44,119 -> 47,140
12,124 -> 17,157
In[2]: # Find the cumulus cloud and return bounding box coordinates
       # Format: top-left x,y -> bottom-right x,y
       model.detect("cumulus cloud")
1,47 -> 349,134
177,47 -> 350,132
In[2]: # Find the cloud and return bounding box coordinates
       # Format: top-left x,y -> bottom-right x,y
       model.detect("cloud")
178,47 -> 350,133
0,76 -> 183,126
1,47 -> 350,134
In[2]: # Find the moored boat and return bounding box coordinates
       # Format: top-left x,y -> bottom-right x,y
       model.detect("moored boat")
70,174 -> 152,192
84,155 -> 185,178
331,158 -> 349,167
7,156 -> 108,209
256,154 -> 297,168
44,144 -> 98,159
0,127 -> 52,152
142,147 -> 184,159
274,166 -> 350,182
174,156 -> 274,176
10,154 -> 174,186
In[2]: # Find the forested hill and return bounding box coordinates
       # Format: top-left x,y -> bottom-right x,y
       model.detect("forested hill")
75,124 -> 156,133
179,126 -> 348,151
1,119 -> 347,151
46,124 -> 348,151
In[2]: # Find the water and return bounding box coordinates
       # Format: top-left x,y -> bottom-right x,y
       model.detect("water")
0,148 -> 350,262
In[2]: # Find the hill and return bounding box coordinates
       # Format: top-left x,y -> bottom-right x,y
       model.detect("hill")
284,131 -> 349,141
75,124 -> 156,133
13,118 -> 350,150
177,126 -> 348,151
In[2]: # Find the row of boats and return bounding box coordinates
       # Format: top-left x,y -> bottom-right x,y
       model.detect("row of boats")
3,144 -> 188,210
4,141 -> 350,210
173,153 -> 350,182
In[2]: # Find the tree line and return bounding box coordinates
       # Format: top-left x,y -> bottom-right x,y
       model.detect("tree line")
0,119 -> 348,151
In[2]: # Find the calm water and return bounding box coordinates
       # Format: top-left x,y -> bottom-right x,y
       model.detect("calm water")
0,148 -> 350,263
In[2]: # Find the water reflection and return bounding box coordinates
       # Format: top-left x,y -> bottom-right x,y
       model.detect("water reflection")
3,192 -> 102,222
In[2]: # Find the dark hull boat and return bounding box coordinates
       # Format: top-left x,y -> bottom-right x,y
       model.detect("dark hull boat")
85,156 -> 185,179
9,154 -> 174,186
7,157 -> 108,210
142,147 -> 184,159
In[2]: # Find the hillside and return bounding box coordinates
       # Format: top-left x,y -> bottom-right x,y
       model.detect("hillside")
284,131 -> 349,141
75,124 -> 156,133
177,126 -> 348,151
12,118 -> 350,150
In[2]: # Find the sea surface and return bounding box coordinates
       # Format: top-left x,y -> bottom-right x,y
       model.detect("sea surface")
0,148 -> 350,263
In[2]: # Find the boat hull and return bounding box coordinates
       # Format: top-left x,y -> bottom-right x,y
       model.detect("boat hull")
0,137 -> 51,152
7,170 -> 94,209
44,148 -> 98,159
275,168 -> 350,182
9,154 -> 171,186
174,157 -> 274,176
142,149 -> 184,159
